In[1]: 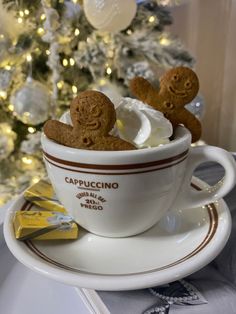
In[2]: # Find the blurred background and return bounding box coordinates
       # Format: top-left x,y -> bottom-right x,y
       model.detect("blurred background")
170,0 -> 236,150
0,0 -> 235,204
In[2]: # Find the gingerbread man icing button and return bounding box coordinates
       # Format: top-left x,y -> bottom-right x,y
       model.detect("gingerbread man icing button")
44,90 -> 136,151
129,67 -> 202,143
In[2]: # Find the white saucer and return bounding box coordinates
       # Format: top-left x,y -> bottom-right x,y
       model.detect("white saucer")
4,177 -> 231,291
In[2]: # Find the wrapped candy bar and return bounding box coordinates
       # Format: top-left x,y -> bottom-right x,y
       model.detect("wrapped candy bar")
24,179 -> 66,213
13,210 -> 79,241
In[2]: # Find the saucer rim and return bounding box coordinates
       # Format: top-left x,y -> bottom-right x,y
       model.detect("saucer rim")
3,177 -> 232,291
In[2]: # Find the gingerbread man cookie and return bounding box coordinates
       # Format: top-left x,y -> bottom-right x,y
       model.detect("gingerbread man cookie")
129,67 -> 201,142
44,90 -> 136,151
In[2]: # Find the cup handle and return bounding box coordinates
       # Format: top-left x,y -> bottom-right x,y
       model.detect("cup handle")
175,146 -> 236,209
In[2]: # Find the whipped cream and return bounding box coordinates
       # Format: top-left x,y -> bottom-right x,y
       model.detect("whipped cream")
115,97 -> 173,148
59,97 -> 173,149
60,111 -> 72,125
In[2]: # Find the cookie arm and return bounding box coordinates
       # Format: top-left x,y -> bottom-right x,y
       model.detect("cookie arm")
43,120 -> 73,146
177,108 -> 202,143
129,77 -> 158,104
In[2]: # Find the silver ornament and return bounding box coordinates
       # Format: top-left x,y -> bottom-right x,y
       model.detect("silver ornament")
0,68 -> 12,91
185,94 -> 205,120
10,78 -> 51,125
0,123 -> 17,161
20,131 -> 42,155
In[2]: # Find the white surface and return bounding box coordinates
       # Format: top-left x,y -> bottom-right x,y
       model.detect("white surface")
0,243 -> 90,314
3,178 -> 232,291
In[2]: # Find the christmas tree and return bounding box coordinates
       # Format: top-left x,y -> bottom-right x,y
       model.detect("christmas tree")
0,0 -> 195,205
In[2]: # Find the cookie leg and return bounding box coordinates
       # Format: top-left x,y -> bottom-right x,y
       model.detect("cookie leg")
43,120 -> 73,146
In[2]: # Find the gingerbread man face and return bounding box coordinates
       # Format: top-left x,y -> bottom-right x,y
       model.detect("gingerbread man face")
160,67 -> 199,106
129,67 -> 202,143
70,91 -> 116,136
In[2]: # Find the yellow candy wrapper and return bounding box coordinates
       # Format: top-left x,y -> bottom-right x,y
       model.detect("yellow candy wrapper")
24,179 -> 66,213
13,211 -> 79,241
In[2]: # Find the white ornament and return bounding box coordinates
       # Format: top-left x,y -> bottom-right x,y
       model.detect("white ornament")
10,78 -> 50,125
83,0 -> 137,32
0,123 -> 17,161
90,79 -> 123,107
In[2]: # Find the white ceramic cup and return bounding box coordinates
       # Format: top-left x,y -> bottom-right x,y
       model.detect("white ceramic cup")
41,126 -> 236,237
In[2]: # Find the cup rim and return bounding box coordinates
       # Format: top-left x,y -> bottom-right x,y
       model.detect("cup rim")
41,126 -> 191,158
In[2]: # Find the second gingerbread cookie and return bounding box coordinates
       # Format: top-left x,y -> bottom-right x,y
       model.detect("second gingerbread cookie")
44,90 -> 136,151
129,67 -> 201,143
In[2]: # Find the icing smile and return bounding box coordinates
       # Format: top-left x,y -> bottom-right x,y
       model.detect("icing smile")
169,85 -> 187,97
86,120 -> 101,130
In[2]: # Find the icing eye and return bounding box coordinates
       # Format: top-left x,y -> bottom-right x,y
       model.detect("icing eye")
164,101 -> 174,110
91,105 -> 102,117
185,80 -> 192,89
172,74 -> 179,81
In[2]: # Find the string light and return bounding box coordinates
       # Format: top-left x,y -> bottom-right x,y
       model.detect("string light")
0,34 -> 4,39
5,65 -> 11,70
46,50 -> 50,55
4,125 -> 12,134
23,112 -> 30,118
160,37 -> 170,46
106,67 -> 112,75
24,9 -> 30,15
107,50 -> 114,58
72,85 -> 77,94
28,127 -> 36,134
103,35 -> 110,44
37,28 -> 45,36
63,59 -> 68,66
18,17 -> 23,24
41,13 -> 46,20
74,28 -> 80,36
69,58 -> 75,66
32,176 -> 40,184
148,16 -> 156,23
0,91 -> 7,99
57,81 -> 64,89
99,79 -> 106,85
72,0 -> 78,3
22,156 -> 33,165
19,11 -> 24,17
26,54 -> 32,62
126,29 -> 132,35
8,104 -> 14,111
